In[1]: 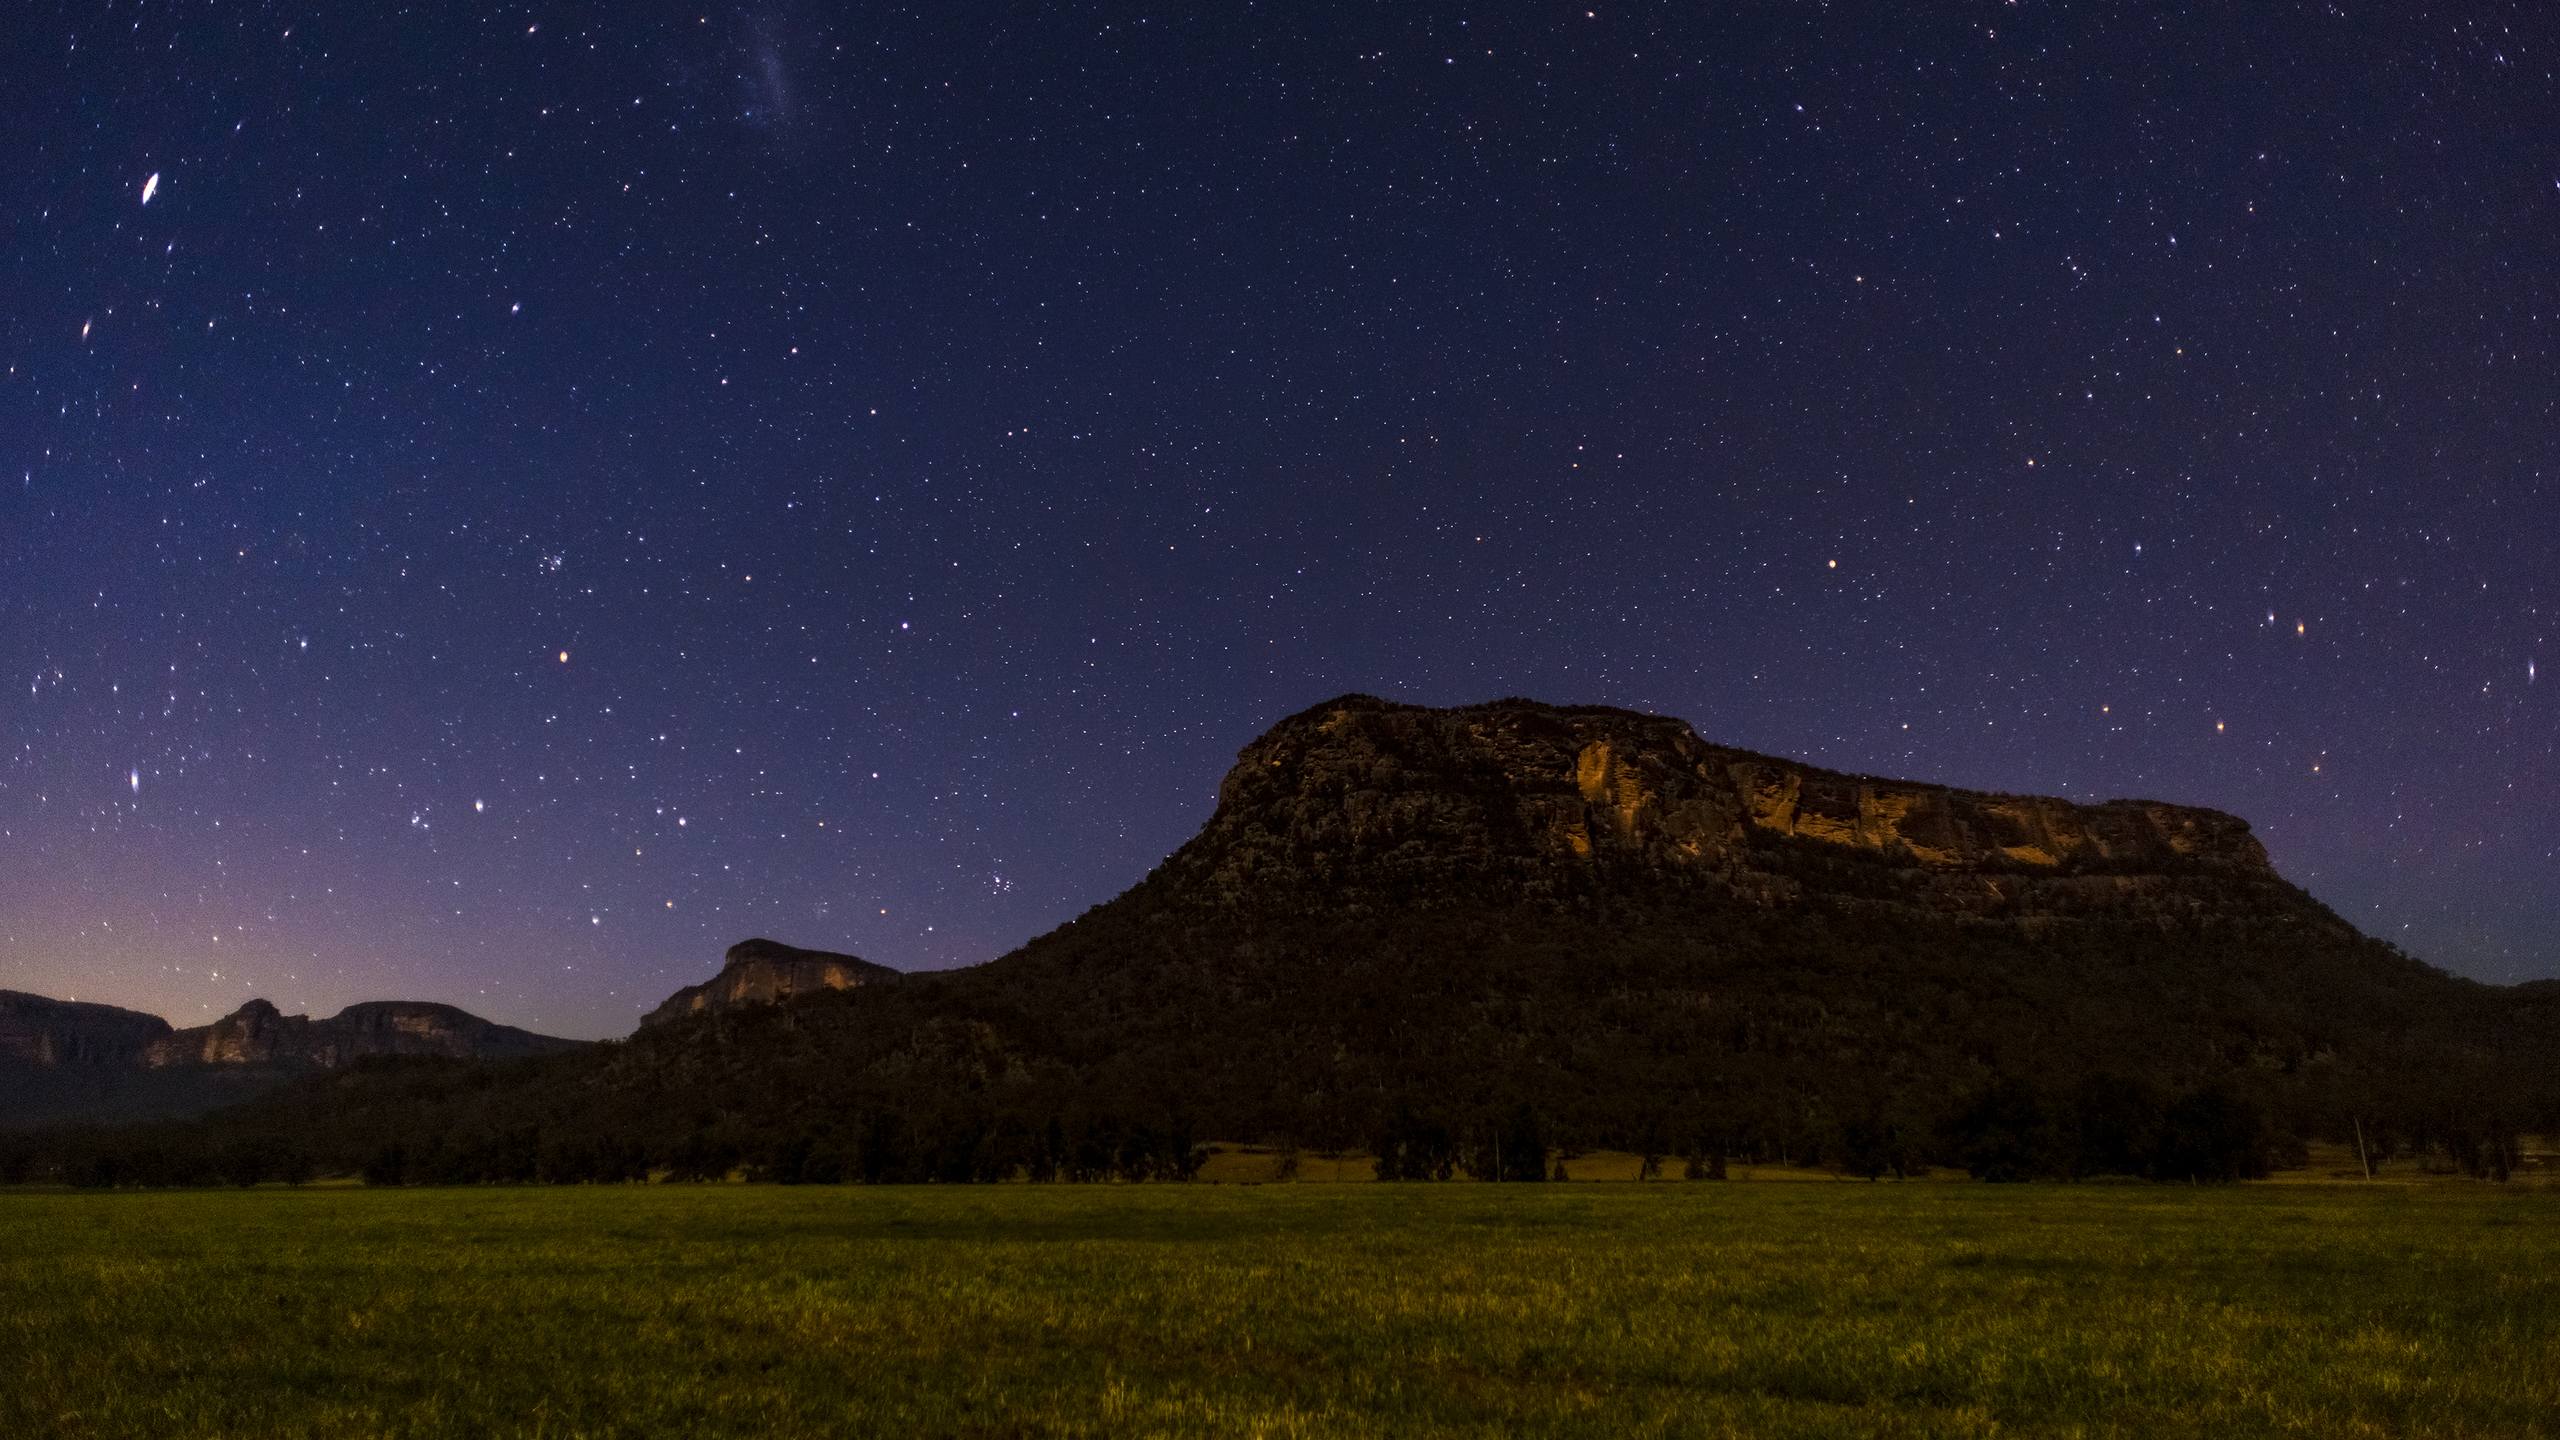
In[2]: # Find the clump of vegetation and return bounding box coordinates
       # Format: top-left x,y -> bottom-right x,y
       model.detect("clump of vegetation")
8,1053 -> 2528,1190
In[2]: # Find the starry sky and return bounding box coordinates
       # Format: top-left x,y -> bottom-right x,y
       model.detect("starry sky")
4,3 -> 2554,1039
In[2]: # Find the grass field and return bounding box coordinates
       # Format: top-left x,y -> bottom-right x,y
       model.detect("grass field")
3,1182 -> 2555,1438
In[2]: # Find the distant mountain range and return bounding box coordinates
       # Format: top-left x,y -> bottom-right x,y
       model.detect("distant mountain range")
0,991 -> 582,1129
9,695 -> 2555,1181
0,938 -> 895,1131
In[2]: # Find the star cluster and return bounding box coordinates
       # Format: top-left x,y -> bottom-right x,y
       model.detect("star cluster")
4,3 -> 2554,1037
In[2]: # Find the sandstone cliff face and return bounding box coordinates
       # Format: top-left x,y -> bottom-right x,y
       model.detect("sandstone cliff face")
1166,695 -> 2302,924
642,938 -> 900,1027
145,998 -> 293,1067
0,991 -> 172,1067
140,998 -> 582,1069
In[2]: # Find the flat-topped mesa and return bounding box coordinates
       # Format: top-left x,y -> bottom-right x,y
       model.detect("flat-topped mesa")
305,1002 -> 583,1066
140,998 -> 581,1069
1165,695 -> 2292,919
641,938 -> 900,1027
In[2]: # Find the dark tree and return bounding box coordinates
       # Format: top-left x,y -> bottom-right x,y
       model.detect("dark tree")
665,1130 -> 737,1183
1026,1117 -> 1065,1183
1481,1105 -> 1549,1182
1946,1077 -> 2061,1182
218,1138 -> 269,1188
1374,1107 -> 1457,1181
1834,1096 -> 1927,1181
2067,1073 -> 2166,1178
1635,1115 -> 1668,1181
360,1143 -> 408,1187
2152,1085 -> 2272,1182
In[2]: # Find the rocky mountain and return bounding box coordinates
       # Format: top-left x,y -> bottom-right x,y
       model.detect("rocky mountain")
0,991 -> 172,1068
1163,694 -> 2288,917
0,992 -> 582,1130
21,695 -> 2556,1180
140,998 -> 582,1069
642,938 -> 899,1028
844,695 -> 2525,1141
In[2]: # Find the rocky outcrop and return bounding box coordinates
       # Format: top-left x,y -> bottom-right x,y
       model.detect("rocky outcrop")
1163,695 -> 2304,925
0,991 -> 172,1067
139,998 -> 582,1070
143,998 -> 293,1067
642,938 -> 900,1027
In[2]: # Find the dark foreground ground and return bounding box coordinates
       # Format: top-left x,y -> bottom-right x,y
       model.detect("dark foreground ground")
1,1182 -> 2553,1438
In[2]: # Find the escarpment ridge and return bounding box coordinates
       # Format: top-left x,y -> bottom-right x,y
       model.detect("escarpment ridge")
1155,695 -> 2307,927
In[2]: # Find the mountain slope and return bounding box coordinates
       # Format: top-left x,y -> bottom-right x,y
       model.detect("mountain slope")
33,696 -> 2556,1177
853,696 -> 2532,1144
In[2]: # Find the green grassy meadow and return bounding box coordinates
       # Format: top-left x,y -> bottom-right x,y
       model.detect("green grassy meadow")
3,1181 -> 2554,1438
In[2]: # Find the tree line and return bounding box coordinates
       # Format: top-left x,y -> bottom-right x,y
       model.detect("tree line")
0,1064 -> 2537,1189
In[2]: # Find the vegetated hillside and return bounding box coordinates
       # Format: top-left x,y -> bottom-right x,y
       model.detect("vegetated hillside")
18,695 -> 2554,1184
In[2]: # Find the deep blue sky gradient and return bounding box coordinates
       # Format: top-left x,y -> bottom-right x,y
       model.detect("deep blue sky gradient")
4,2 -> 2553,1036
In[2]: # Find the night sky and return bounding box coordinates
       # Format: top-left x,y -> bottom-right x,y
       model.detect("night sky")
4,3 -> 2554,1039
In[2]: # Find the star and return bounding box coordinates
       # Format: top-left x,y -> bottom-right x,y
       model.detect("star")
0,0 -> 2549,1036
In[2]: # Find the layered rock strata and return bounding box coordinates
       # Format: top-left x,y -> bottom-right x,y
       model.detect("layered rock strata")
1166,695 -> 2296,923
